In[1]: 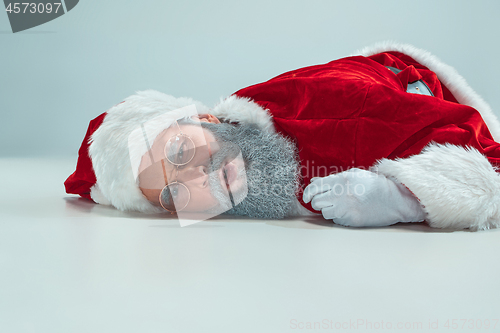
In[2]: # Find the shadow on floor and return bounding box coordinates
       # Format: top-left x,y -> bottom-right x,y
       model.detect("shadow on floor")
64,197 -> 470,233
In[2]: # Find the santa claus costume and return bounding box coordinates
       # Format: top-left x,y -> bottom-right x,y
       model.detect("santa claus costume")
65,42 -> 500,231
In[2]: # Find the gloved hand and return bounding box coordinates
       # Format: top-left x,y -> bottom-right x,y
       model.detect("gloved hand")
302,168 -> 426,227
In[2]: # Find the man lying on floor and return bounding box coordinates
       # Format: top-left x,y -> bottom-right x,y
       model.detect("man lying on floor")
65,42 -> 500,231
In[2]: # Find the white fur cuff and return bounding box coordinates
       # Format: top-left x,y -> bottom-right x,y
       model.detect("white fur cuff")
374,143 -> 500,230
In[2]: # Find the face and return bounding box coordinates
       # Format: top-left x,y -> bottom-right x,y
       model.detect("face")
137,116 -> 247,214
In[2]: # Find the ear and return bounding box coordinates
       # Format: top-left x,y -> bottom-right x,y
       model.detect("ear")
193,113 -> 221,124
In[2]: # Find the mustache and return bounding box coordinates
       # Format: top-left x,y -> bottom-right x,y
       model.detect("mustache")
207,141 -> 243,173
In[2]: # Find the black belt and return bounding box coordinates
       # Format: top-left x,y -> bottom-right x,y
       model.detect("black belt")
386,66 -> 434,97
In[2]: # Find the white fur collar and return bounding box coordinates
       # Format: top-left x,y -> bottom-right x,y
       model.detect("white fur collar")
210,95 -> 275,133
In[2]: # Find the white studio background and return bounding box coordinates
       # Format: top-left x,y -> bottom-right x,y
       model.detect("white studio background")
1,0 -> 499,157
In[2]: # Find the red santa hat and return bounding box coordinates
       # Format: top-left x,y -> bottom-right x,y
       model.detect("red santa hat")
64,90 -> 212,213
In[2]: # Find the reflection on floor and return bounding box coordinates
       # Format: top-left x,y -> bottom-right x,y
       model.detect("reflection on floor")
0,157 -> 498,333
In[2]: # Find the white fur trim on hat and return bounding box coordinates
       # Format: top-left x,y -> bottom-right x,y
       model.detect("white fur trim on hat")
374,143 -> 500,231
88,90 -> 210,213
89,184 -> 111,206
357,41 -> 500,142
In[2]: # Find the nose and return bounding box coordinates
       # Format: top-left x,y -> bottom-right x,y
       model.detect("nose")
177,165 -> 209,188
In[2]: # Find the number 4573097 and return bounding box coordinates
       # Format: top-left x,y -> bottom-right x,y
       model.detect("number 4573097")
5,2 -> 62,14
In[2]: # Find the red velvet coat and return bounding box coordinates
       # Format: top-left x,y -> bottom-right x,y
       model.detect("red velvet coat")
229,51 -> 500,217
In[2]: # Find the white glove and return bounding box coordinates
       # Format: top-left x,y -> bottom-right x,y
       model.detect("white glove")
302,168 -> 425,227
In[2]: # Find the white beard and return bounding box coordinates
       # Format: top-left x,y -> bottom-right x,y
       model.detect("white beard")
200,122 -> 300,219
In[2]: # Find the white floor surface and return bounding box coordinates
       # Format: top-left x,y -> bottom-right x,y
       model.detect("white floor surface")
1,157 -> 499,333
